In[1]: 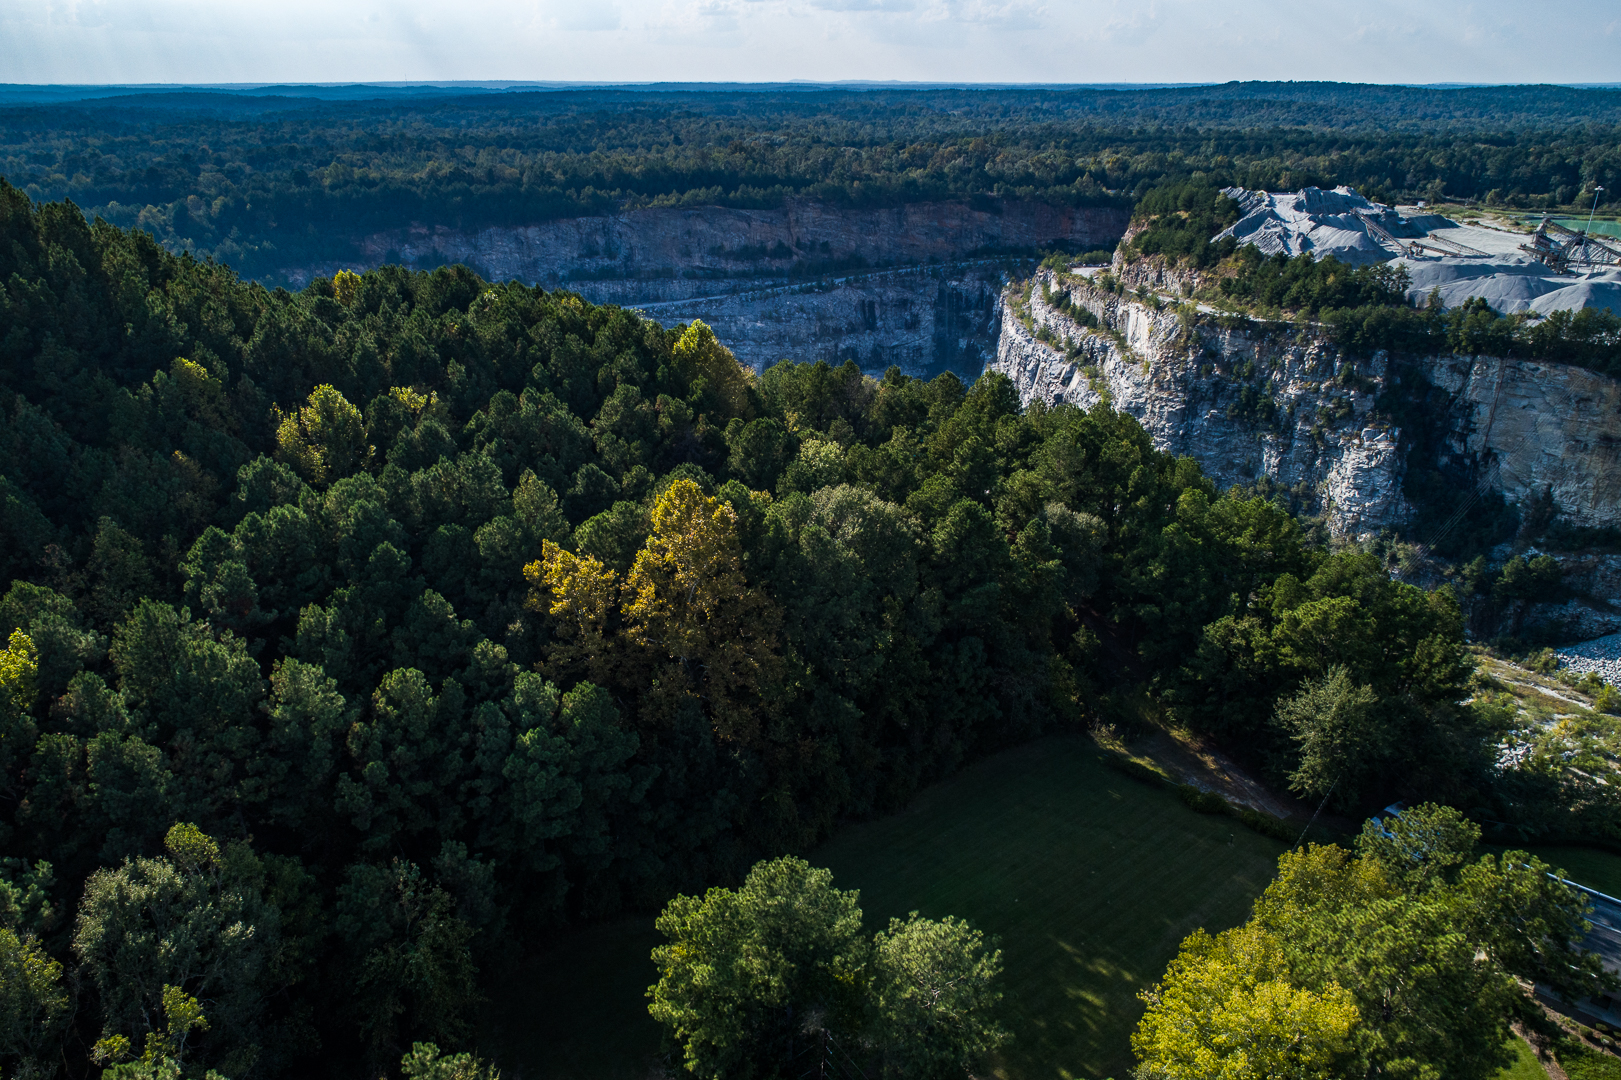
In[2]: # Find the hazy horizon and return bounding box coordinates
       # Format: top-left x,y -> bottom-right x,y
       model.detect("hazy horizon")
1,0 -> 1616,87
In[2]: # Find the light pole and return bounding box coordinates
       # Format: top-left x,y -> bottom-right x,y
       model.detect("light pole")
1584,185 -> 1606,238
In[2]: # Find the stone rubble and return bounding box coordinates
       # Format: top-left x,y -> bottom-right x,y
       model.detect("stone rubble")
1222,185 -> 1621,317
1218,185 -> 1399,266
1556,632 -> 1621,688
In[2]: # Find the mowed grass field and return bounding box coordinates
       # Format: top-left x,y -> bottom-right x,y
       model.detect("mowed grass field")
815,737 -> 1285,1079
487,735 -> 1289,1080
1523,845 -> 1621,899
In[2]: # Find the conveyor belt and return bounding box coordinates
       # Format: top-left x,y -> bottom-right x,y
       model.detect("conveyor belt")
1520,216 -> 1621,272
1357,211 -> 1488,259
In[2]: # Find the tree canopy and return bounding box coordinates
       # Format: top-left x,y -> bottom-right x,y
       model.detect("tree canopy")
647,856 -> 1006,1080
1136,804 -> 1611,1080
0,181 -> 1524,1078
2,84 -> 1618,283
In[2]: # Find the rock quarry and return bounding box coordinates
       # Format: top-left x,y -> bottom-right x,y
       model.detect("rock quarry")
273,191 -> 1621,641
988,268 -> 1621,638
992,268 -> 1621,538
277,197 -> 1130,379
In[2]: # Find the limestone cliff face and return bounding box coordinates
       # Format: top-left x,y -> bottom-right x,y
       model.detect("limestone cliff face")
990,270 -> 1621,542
276,198 -> 1129,289
625,264 -> 1006,378
992,272 -> 1409,538
274,198 -> 1126,379
1421,357 -> 1621,531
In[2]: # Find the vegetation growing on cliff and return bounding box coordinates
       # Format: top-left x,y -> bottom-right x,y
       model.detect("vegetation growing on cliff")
1124,181 -> 1241,268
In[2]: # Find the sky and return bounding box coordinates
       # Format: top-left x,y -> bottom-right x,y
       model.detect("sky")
1,0 -> 1618,86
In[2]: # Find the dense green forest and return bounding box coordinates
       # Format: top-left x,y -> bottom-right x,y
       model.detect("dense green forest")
0,176 -> 1609,1079
0,83 -> 1617,282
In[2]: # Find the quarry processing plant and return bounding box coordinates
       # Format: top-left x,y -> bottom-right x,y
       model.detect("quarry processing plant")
1217,186 -> 1621,318
1520,216 -> 1621,275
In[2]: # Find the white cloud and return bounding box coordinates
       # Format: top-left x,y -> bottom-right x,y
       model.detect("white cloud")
551,2 -> 623,30
0,0 -> 1615,83
807,0 -> 916,14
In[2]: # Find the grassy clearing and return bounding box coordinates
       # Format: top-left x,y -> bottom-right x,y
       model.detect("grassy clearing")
480,734 -> 1621,1080
486,735 -> 1288,1080
815,736 -> 1285,1080
1526,846 -> 1621,899
1496,1035 -> 1550,1080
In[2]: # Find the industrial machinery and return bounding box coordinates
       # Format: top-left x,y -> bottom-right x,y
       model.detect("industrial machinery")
1520,216 -> 1621,273
1356,211 -> 1490,259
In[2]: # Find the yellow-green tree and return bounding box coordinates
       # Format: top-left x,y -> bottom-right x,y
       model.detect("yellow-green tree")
526,479 -> 782,740
1141,815 -> 1607,1080
274,384 -> 369,486
164,358 -> 231,430
0,629 -> 38,783
1133,922 -> 1357,1080
0,924 -> 69,1079
622,479 -> 781,740
524,541 -> 620,687
333,269 -> 362,307
672,321 -> 753,420
387,384 -> 442,420
0,629 -> 36,715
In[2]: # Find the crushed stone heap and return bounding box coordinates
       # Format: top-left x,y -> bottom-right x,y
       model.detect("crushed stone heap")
1217,186 -> 1405,267
1394,258 -> 1621,316
1217,185 -> 1621,316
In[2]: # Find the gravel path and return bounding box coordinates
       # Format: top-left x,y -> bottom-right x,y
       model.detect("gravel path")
1557,631 -> 1621,686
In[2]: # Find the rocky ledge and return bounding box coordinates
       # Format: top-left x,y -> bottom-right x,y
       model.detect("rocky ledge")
990,269 -> 1621,543
991,271 -> 1409,538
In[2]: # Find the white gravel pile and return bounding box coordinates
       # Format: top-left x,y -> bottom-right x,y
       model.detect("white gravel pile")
1530,276 -> 1621,316
1396,256 -> 1564,313
1217,186 -> 1621,317
1556,631 -> 1621,686
1218,186 -> 1397,266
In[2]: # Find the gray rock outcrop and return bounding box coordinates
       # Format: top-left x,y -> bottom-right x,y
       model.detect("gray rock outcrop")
992,272 -> 1409,538
625,264 -> 1007,379
272,197 -> 1128,379
990,270 -> 1621,542
1421,356 -> 1621,530
283,198 -> 1126,288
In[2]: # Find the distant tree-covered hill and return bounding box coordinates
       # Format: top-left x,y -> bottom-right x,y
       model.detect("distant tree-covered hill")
0,82 -> 1616,284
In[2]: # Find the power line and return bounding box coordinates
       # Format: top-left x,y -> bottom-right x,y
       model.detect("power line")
1294,778 -> 1337,849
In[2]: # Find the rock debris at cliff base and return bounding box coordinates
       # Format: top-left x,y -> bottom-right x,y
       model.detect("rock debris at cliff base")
1557,633 -> 1621,688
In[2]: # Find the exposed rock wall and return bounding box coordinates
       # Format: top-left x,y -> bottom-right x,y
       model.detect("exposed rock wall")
1422,357 -> 1621,530
277,198 -> 1128,289
274,198 -> 1127,379
990,270 -> 1621,541
626,264 -> 1006,379
993,272 -> 1408,538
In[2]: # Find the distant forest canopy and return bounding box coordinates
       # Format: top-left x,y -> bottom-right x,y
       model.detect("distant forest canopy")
0,82 -> 1617,283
